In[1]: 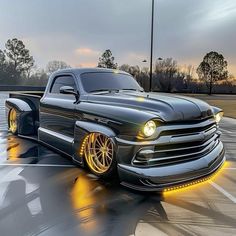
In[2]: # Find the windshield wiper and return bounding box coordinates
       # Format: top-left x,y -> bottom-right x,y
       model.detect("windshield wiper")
89,89 -> 120,93
120,88 -> 144,92
90,88 -> 144,93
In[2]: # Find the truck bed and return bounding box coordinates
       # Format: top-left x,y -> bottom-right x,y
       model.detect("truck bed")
9,91 -> 44,107
10,91 -> 44,98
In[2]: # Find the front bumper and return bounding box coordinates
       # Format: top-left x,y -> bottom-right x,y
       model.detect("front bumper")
117,140 -> 225,191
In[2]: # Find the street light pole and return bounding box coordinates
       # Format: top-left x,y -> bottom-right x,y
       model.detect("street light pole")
149,0 -> 155,92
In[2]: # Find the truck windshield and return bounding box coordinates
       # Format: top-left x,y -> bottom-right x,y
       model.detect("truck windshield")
80,72 -> 143,93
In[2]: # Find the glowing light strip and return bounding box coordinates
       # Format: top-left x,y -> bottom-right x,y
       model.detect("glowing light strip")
163,161 -> 227,193
79,135 -> 89,157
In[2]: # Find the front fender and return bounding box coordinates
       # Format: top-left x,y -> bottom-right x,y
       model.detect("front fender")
72,121 -> 116,165
75,120 -> 116,137
212,106 -> 223,115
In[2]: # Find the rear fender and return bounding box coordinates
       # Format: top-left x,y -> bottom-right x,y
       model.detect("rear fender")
5,98 -> 35,135
72,121 -> 116,165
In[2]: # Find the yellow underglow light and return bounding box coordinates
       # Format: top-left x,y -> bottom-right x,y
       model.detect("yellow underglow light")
163,161 -> 228,195
79,135 -> 89,157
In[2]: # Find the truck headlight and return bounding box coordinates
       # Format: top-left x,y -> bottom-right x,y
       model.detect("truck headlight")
143,120 -> 156,137
215,111 -> 224,123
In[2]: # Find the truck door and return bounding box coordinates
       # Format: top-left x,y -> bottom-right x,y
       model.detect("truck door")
39,74 -> 77,155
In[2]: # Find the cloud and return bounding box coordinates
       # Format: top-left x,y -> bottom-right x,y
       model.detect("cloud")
0,0 -> 235,75
74,47 -> 100,68
75,47 -> 100,56
77,62 -> 97,68
206,0 -> 236,21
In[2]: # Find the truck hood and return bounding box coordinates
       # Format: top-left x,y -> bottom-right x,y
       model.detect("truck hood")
86,91 -> 214,122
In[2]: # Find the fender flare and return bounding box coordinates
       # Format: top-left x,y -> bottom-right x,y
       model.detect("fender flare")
75,120 -> 116,137
5,98 -> 35,135
6,98 -> 32,112
72,120 -> 116,165
212,106 -> 223,115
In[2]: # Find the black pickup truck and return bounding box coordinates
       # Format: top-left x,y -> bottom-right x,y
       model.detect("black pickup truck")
5,68 -> 225,191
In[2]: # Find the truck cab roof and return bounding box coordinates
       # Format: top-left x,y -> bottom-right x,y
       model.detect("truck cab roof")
51,67 -> 129,77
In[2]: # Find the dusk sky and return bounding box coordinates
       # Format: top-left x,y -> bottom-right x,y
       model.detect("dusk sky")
0,0 -> 236,75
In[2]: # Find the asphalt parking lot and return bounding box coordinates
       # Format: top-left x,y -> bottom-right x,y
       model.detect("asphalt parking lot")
0,92 -> 236,236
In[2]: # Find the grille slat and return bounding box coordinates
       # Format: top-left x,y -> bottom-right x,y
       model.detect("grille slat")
149,139 -> 218,162
153,134 -> 218,153
134,119 -> 219,166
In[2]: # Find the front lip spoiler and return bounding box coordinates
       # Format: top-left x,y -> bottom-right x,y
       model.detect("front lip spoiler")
118,141 -> 225,192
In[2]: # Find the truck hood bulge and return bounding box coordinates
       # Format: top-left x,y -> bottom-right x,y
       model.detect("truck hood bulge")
85,91 -> 214,122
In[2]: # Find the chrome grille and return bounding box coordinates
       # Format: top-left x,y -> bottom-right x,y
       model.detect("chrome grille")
133,119 -> 220,166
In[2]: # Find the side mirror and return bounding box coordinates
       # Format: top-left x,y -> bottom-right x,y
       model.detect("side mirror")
60,86 -> 79,102
60,86 -> 76,95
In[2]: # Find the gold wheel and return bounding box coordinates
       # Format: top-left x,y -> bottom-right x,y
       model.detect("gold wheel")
84,133 -> 114,175
9,109 -> 18,134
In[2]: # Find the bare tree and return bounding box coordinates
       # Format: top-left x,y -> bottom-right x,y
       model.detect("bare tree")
185,65 -> 194,88
128,65 -> 140,77
46,60 -> 71,74
29,69 -> 48,86
155,58 -> 178,92
139,67 -> 149,91
0,50 -> 7,83
197,51 -> 228,95
119,64 -> 130,73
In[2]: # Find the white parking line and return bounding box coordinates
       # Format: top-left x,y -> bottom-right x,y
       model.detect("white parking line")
225,167 -> 236,170
0,163 -> 75,168
209,181 -> 236,204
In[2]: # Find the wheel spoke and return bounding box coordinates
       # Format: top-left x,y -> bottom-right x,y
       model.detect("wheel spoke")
96,138 -> 103,147
84,133 -> 113,174
97,152 -> 103,160
98,135 -> 104,146
107,149 -> 112,155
